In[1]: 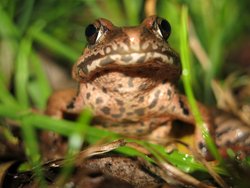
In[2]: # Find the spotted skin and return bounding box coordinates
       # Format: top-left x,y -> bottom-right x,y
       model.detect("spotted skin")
46,16 -> 250,158
212,110 -> 250,157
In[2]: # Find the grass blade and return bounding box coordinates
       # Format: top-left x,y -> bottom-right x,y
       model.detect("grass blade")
0,5 -> 19,38
17,0 -> 34,34
0,76 -> 18,106
15,37 -> 32,108
84,0 -> 108,18
28,52 -> 52,109
103,0 -> 125,25
29,23 -> 79,63
123,0 -> 143,25
179,5 -> 221,161
22,117 -> 46,187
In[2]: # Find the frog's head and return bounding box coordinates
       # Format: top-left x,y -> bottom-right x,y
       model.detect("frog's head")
73,16 -> 181,87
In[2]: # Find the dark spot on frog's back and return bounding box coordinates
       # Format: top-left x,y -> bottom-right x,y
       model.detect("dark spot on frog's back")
134,108 -> 145,116
111,113 -> 123,118
101,106 -> 110,115
102,87 -> 107,93
138,96 -> 144,103
86,92 -> 91,99
167,89 -> 172,100
136,129 -> 144,134
149,90 -> 160,109
95,97 -> 103,104
66,97 -> 76,109
126,112 -> 133,116
115,99 -> 124,106
179,98 -> 189,116
198,142 -> 206,151
100,56 -> 114,66
111,109 -> 125,119
119,107 -> 126,113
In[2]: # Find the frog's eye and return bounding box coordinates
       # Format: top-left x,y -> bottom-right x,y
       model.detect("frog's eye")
155,18 -> 171,40
85,23 -> 104,45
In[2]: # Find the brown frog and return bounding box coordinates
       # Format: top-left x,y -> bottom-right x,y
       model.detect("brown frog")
45,16 -> 250,159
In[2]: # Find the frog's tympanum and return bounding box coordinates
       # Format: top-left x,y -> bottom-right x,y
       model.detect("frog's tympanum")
45,16 -> 250,159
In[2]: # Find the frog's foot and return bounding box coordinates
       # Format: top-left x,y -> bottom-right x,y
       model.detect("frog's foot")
42,89 -> 78,160
166,94 -> 215,158
145,123 -> 172,144
94,122 -> 179,155
94,123 -> 154,137
92,117 -> 169,137
40,131 -> 68,161
45,88 -> 85,121
214,111 -> 250,159
45,89 -> 77,118
146,124 -> 180,153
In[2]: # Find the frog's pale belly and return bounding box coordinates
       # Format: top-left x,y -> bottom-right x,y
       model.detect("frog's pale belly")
46,16 -> 250,159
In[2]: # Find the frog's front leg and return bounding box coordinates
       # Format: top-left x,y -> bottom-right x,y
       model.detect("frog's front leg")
46,89 -> 77,118
46,87 -> 88,119
42,88 -> 82,160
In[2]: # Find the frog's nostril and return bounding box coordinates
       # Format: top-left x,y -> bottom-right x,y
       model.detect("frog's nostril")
122,28 -> 140,44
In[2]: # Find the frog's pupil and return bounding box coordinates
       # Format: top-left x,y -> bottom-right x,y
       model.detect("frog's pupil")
85,24 -> 97,38
160,20 -> 171,34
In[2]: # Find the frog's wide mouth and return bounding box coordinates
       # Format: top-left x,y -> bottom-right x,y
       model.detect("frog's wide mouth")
76,51 -> 181,81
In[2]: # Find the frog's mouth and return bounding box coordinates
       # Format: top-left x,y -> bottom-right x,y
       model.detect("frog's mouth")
75,51 -> 181,82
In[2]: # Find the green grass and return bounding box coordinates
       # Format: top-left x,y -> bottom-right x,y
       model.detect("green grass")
0,0 -> 249,187
179,5 -> 221,162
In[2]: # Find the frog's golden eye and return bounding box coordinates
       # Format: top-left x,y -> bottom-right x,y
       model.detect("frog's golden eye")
155,18 -> 171,41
